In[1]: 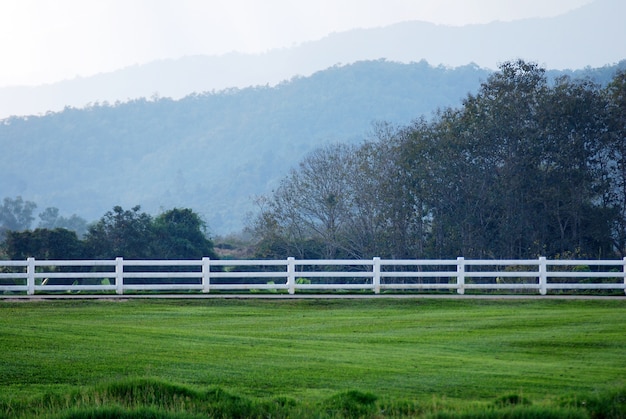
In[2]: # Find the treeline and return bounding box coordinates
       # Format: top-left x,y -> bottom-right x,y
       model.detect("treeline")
249,60 -> 626,260
3,60 -> 625,262
0,196 -> 89,239
2,206 -> 217,261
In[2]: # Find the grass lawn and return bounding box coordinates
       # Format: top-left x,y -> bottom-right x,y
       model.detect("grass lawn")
0,298 -> 624,418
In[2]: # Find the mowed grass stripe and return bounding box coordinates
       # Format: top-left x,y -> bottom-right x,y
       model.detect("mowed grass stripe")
0,299 -> 624,404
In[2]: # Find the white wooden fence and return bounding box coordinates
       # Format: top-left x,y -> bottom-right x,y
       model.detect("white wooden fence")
1,257 -> 625,296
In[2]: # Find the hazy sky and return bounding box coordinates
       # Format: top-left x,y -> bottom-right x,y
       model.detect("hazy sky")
0,0 -> 593,87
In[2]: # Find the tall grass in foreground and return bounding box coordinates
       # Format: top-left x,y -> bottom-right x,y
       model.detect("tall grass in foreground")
0,298 -> 624,417
2,377 -> 624,418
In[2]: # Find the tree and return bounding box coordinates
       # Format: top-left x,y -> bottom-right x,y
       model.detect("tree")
419,60 -> 613,258
250,60 -> 620,260
408,109 -> 491,258
250,131 -> 433,260
454,60 -> 549,258
248,195 -> 296,259
250,144 -> 358,259
536,76 -> 612,257
83,205 -> 155,259
2,228 -> 85,285
604,70 -> 626,256
82,205 -> 217,260
0,196 -> 37,238
349,122 -> 432,258
153,208 -> 217,259
38,207 -> 88,237
4,228 -> 84,260
38,207 -> 61,229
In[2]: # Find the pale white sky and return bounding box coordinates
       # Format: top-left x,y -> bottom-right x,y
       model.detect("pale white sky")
0,0 -> 593,87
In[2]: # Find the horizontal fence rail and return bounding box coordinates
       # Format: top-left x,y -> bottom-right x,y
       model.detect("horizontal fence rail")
0,257 -> 625,296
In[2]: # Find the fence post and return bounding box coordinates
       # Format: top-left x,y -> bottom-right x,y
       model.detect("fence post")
539,256 -> 547,295
623,257 -> 626,296
27,257 -> 35,295
456,257 -> 465,294
115,257 -> 124,295
373,257 -> 381,294
202,257 -> 211,293
287,257 -> 295,295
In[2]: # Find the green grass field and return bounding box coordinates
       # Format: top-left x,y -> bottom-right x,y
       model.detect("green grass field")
0,298 -> 624,418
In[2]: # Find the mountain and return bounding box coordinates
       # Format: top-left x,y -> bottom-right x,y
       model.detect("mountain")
0,0 -> 624,119
2,59 -> 624,235
1,60 -> 489,234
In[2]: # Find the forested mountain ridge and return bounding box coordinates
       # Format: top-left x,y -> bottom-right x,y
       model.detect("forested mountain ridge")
1,59 -> 625,234
1,0 -> 624,119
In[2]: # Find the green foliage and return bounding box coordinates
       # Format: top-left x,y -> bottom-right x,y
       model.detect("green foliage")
2,387 -> 605,418
377,398 -> 424,417
3,228 -> 84,260
0,202 -> 87,251
84,205 -> 155,259
252,60 -> 626,259
153,208 -> 217,260
604,69 -> 626,257
81,206 -> 216,260
1,205 -> 217,261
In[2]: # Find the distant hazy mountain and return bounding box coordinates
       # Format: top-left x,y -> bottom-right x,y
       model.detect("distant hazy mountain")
1,60 -> 624,235
0,0 -> 623,119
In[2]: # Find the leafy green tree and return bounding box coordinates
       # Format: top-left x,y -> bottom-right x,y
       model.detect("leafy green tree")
83,205 -> 155,259
604,70 -> 626,256
251,60 -> 618,260
417,60 -> 613,258
537,76 -> 613,257
153,208 -> 217,259
4,228 -> 84,260
82,206 -> 217,260
403,110 -> 482,258
455,60 -> 549,258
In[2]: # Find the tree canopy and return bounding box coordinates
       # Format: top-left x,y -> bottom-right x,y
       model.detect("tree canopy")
3,60 -> 626,261
0,196 -> 37,237
250,61 -> 626,260
3,206 -> 217,260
